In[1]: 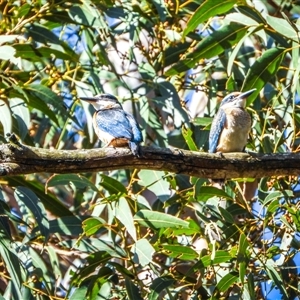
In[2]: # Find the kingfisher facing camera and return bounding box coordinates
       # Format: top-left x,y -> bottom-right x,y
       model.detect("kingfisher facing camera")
80,93 -> 143,156
209,89 -> 256,154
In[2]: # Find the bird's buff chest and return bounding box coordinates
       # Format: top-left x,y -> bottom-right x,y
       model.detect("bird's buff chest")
217,107 -> 251,152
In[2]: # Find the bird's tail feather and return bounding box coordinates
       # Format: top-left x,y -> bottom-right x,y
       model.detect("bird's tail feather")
129,142 -> 141,157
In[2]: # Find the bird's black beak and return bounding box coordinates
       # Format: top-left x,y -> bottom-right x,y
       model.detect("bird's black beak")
239,88 -> 256,99
79,97 -> 98,102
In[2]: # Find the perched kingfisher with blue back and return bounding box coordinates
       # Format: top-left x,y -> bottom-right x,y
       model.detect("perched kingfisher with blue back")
209,88 -> 256,154
80,93 -> 143,156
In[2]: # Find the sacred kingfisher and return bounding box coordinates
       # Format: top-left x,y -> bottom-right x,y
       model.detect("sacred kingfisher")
80,93 -> 143,156
209,89 -> 256,154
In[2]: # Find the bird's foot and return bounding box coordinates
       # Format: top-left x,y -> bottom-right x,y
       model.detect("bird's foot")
168,146 -> 184,156
216,151 -> 225,158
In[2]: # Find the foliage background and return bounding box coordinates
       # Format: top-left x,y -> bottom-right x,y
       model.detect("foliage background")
0,0 -> 300,299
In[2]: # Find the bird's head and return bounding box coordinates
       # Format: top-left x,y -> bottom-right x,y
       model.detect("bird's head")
220,88 -> 256,109
80,93 -> 122,110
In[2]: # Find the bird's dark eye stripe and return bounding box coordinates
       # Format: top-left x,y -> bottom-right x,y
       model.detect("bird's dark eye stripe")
221,95 -> 236,105
98,94 -> 118,101
106,95 -> 117,100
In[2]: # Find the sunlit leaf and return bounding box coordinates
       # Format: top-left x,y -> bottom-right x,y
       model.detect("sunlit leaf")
200,250 -> 233,267
134,210 -> 189,229
182,125 -> 198,151
82,217 -> 105,236
69,287 -> 88,300
138,170 -> 170,201
265,260 -> 289,299
100,174 -> 127,194
166,23 -> 249,76
196,186 -> 233,201
266,15 -> 300,42
214,271 -> 239,293
0,100 -> 12,136
46,174 -> 98,192
161,244 -> 198,260
243,47 -> 287,104
9,97 -> 30,140
132,238 -> 155,266
183,0 -> 237,37
115,197 -> 136,241
0,45 -> 16,61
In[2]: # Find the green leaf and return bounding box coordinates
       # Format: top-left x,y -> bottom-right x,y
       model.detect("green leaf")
226,203 -> 248,217
0,99 -> 12,136
82,217 -> 105,236
0,243 -> 23,299
115,197 -> 136,241
242,47 -> 287,104
149,277 -> 175,300
134,210 -> 189,229
69,3 -> 108,28
23,83 -> 67,127
0,45 -> 16,61
138,170 -> 170,201
266,15 -> 300,42
247,273 -> 255,300
161,244 -> 198,260
27,246 -> 53,291
69,287 -> 88,300
183,0 -> 236,37
166,23 -> 249,76
125,277 -> 143,300
46,246 -> 62,279
9,97 -> 30,140
14,186 -> 50,242
238,233 -> 249,256
108,262 -> 135,279
238,233 -> 249,284
200,250 -> 233,267
152,0 -> 169,22
25,23 -> 78,59
29,216 -> 88,240
100,174 -> 127,194
162,41 -> 192,68
61,238 -> 127,257
265,259 -> 289,299
181,126 -> 198,151
192,117 -> 212,127
214,271 -> 239,293
263,190 -> 293,206
13,44 -> 78,62
196,186 -> 233,201
219,206 -> 234,223
71,251 -> 111,286
46,174 -> 98,192
6,177 -> 73,217
0,35 -> 20,44
132,238 -> 155,266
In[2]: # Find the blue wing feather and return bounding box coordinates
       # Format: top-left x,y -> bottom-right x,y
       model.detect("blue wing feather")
95,109 -> 143,143
124,111 -> 143,143
95,109 -> 133,140
209,108 -> 226,153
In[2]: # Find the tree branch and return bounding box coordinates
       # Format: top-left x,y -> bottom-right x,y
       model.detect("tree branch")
0,135 -> 299,178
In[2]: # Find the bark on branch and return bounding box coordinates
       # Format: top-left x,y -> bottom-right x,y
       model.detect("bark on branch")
0,135 -> 299,178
